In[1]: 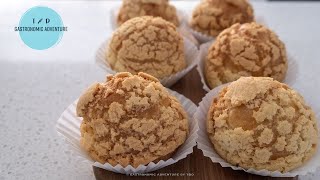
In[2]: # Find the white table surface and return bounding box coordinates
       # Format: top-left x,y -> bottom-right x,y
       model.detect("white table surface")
0,0 -> 319,179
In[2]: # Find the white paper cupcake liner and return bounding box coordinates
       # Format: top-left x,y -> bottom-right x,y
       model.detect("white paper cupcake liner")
56,88 -> 198,174
185,16 -> 267,44
95,37 -> 199,87
184,24 -> 215,45
195,83 -> 320,177
177,27 -> 200,48
197,40 -> 299,92
110,5 -> 188,30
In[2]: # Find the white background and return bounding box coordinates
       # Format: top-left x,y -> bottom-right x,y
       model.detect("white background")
0,0 -> 319,179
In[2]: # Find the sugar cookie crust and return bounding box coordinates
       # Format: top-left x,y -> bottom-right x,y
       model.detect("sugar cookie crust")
77,72 -> 189,167
190,0 -> 254,37
117,0 -> 179,26
207,77 -> 318,172
205,22 -> 288,89
107,16 -> 186,79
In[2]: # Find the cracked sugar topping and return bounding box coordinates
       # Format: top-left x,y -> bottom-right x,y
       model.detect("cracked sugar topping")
108,16 -> 186,79
207,77 -> 318,172
205,22 -> 288,89
117,0 -> 179,26
76,72 -> 188,167
190,0 -> 254,37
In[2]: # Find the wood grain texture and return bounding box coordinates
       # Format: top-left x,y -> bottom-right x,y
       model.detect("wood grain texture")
93,68 -> 297,180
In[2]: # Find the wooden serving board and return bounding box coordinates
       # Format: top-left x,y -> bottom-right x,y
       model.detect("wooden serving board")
93,68 -> 297,180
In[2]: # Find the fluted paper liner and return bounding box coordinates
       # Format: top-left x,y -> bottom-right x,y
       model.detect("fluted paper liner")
185,16 -> 268,44
56,89 -> 198,174
188,28 -> 215,44
195,84 -> 320,177
95,37 -> 199,87
197,40 -> 299,92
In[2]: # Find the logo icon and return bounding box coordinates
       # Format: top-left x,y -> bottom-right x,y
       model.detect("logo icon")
15,6 -> 67,50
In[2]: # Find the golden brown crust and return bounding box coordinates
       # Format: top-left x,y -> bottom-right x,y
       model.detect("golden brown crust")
190,0 -> 254,37
107,16 -> 186,79
207,77 -> 318,172
117,0 -> 179,26
204,22 -> 288,89
77,72 -> 189,167
77,83 -> 99,117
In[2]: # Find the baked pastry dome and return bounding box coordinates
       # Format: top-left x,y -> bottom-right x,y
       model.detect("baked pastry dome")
205,22 -> 288,89
107,16 -> 186,79
190,0 -> 254,37
207,77 -> 318,172
117,0 -> 179,26
77,72 -> 189,167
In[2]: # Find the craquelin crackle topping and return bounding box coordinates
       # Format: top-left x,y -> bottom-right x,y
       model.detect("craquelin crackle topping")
207,77 -> 318,172
107,16 -> 186,79
190,0 -> 254,37
205,22 -> 288,89
77,72 -> 189,167
117,0 -> 179,26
